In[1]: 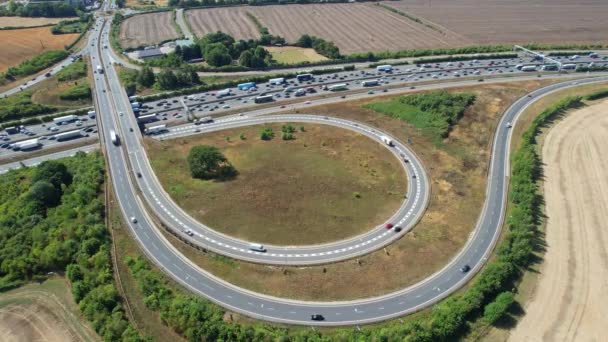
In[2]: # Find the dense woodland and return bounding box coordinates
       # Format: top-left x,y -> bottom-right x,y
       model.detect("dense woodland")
0,154 -> 143,341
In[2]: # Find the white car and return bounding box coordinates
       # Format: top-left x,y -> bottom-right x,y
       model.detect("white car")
119,111 -> 124,116
130,216 -> 137,223
506,122 -> 512,128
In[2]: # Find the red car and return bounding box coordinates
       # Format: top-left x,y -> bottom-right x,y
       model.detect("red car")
385,223 -> 394,229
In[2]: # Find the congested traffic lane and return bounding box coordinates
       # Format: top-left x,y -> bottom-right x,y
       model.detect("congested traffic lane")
135,54 -> 607,130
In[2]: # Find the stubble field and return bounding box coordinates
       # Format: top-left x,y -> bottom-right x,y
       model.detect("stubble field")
0,26 -> 78,72
119,11 -> 180,49
384,0 -> 608,46
0,17 -> 76,28
185,7 -> 261,41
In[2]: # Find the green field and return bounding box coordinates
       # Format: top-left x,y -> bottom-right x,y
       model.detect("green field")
265,46 -> 328,65
146,123 -> 407,245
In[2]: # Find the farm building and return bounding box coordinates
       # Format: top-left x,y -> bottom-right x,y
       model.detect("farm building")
134,48 -> 164,60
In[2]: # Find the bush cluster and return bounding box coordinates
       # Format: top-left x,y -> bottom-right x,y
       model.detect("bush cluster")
1,50 -> 68,81
59,83 -> 91,100
583,88 -> 608,101
0,91 -> 56,122
365,90 -> 475,142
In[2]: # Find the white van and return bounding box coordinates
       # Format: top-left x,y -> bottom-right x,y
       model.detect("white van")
249,243 -> 267,252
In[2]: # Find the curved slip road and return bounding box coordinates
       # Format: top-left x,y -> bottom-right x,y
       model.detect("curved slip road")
135,114 -> 429,265
90,16 -> 608,325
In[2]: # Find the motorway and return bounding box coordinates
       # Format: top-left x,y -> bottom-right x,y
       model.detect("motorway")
54,13 -> 608,325
0,7 -> 608,326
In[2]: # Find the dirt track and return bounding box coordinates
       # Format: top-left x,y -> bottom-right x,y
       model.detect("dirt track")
508,100 -> 608,341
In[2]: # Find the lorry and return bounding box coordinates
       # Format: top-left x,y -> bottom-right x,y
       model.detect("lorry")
521,65 -> 538,72
96,65 -> 104,74
14,138 -> 40,151
87,110 -> 96,118
268,77 -> 285,85
541,64 -> 559,71
254,94 -> 274,104
137,114 -> 157,123
237,82 -> 256,90
328,83 -> 348,91
216,88 -> 231,98
561,63 -> 577,70
53,115 -> 78,125
361,79 -> 379,87
144,124 -> 167,135
54,130 -> 82,141
110,130 -> 119,145
376,65 -> 393,72
380,136 -> 393,146
296,73 -> 313,82
4,127 -> 18,134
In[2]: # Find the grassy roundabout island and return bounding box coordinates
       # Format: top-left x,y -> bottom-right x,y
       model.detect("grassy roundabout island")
145,122 -> 407,245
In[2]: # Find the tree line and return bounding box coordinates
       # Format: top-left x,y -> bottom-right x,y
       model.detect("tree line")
0,0 -> 81,17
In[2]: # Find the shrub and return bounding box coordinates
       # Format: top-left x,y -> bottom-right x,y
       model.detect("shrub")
260,127 -> 274,140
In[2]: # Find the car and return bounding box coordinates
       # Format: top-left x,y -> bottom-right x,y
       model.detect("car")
460,265 -> 471,273
130,217 -> 138,223
506,122 -> 512,128
311,314 -> 325,321
394,226 -> 402,233
186,229 -> 194,236
368,90 -> 375,94
340,95 -> 346,99
136,172 -> 142,178
385,223 -> 394,229
119,112 -> 123,116
1,143 -> 10,148
129,127 -> 134,132
404,158 -> 410,163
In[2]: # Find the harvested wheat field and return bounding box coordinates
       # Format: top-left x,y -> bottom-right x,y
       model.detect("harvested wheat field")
0,26 -> 78,72
186,7 -> 260,40
182,3 -> 469,54
385,0 -> 608,46
509,100 -> 608,341
0,16 -> 76,28
119,11 -> 180,49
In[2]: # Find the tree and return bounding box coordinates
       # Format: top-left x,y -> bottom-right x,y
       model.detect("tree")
204,43 -> 232,67
136,66 -> 155,88
28,180 -> 60,207
156,69 -> 178,90
31,160 -> 72,189
187,145 -> 236,180
296,34 -> 313,48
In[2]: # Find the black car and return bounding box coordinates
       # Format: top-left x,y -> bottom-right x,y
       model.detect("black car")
311,314 -> 325,321
136,172 -> 142,178
460,265 -> 471,273
394,226 -> 402,233
129,127 -> 134,132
